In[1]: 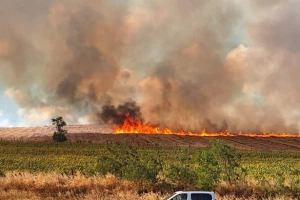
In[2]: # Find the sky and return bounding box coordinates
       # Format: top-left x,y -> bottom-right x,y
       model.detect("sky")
1,0 -> 300,133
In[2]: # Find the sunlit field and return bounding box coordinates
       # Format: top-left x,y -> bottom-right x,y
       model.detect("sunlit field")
0,140 -> 300,199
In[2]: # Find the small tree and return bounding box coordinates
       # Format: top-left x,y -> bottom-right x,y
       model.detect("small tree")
209,140 -> 245,185
195,140 -> 246,189
52,116 -> 67,142
196,148 -> 221,189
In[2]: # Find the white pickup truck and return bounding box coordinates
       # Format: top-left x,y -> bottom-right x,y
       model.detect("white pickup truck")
164,191 -> 216,200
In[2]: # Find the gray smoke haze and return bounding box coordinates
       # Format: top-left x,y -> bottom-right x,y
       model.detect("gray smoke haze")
1,0 -> 300,132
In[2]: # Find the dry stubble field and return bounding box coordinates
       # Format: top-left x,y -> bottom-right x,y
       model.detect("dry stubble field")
0,124 -> 300,151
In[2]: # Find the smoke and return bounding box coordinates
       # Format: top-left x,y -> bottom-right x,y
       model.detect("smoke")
0,0 -> 300,132
99,101 -> 143,125
0,0 -> 132,124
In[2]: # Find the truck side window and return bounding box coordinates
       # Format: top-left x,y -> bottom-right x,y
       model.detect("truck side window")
191,193 -> 212,200
172,193 -> 188,200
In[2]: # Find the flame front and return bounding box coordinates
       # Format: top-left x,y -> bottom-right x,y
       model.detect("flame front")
113,114 -> 300,137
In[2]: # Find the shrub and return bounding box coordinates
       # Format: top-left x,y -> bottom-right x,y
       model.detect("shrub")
195,140 -> 246,190
97,142 -> 161,183
162,148 -> 197,188
195,148 -> 221,190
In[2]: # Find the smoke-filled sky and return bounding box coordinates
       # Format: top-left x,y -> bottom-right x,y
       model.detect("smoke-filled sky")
0,0 -> 300,132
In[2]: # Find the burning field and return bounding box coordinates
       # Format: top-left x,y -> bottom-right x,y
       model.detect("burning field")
1,118 -> 300,151
1,0 -> 300,136
1,102 -> 300,151
113,113 -> 300,138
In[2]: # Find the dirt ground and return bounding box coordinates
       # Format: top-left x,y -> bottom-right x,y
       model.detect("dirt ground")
1,125 -> 300,151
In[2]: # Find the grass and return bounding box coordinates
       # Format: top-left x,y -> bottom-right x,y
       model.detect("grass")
0,172 -> 298,200
0,172 -> 158,200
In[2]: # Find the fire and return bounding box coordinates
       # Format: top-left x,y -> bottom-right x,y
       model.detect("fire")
113,114 -> 300,137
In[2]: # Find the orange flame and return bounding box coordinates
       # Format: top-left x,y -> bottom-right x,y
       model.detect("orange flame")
113,114 -> 300,137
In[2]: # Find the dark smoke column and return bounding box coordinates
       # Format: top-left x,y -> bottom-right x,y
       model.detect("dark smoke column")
98,101 -> 143,125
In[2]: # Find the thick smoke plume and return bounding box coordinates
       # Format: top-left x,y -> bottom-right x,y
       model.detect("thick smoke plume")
99,101 -> 143,126
1,0 -> 300,132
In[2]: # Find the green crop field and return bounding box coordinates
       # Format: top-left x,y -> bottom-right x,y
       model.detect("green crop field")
0,141 -> 300,179
0,140 -> 300,199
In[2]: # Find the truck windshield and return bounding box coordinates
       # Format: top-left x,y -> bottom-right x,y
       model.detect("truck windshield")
164,193 -> 188,200
164,193 -> 176,200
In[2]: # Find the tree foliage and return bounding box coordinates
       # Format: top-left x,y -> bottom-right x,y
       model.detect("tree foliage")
163,148 -> 197,188
96,140 -> 246,191
52,116 -> 67,142
195,140 -> 246,189
97,142 -> 161,183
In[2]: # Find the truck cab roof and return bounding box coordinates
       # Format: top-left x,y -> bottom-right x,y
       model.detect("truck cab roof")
164,191 -> 216,200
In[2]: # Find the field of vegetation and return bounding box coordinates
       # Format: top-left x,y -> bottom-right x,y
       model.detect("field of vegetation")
0,140 -> 300,199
